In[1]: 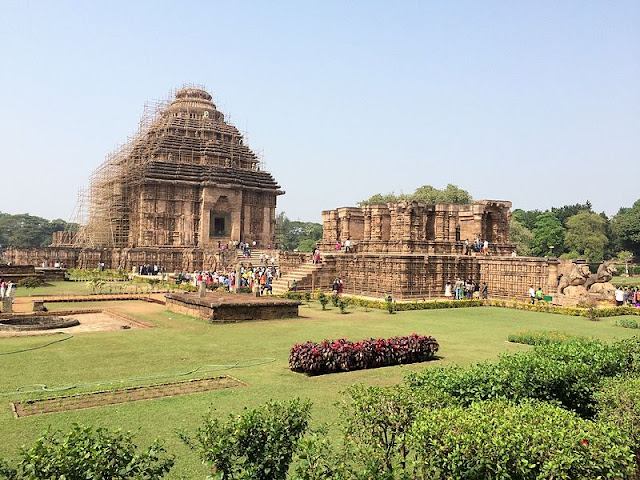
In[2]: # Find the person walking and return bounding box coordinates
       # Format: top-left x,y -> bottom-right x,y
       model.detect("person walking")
529,285 -> 536,304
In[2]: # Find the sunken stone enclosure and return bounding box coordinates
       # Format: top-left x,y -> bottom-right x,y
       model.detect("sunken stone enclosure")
6,87 -> 282,271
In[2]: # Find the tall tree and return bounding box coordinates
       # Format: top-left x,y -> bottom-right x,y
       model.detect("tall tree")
509,217 -> 534,256
275,212 -> 322,252
532,212 -> 565,257
512,209 -> 542,231
563,211 -> 608,262
551,201 -> 593,226
611,199 -> 640,258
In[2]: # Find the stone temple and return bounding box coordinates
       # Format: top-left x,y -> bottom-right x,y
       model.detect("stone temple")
7,87 -> 282,271
276,199 -> 559,300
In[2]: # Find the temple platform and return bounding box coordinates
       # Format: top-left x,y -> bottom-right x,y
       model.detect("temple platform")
165,292 -> 300,322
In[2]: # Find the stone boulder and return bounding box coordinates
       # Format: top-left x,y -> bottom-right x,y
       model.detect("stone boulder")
588,282 -> 616,296
563,285 -> 588,298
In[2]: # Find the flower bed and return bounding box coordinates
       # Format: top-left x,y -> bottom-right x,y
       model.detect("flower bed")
289,333 -> 439,376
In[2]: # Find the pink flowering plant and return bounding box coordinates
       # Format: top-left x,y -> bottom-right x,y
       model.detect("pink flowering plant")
289,333 -> 439,376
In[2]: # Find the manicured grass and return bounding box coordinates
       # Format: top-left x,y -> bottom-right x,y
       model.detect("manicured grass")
13,280 -> 170,297
611,275 -> 640,286
1,298 -> 638,478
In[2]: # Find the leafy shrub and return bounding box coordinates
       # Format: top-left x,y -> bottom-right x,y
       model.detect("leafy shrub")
619,317 -> 640,329
317,293 -> 328,310
508,330 -> 589,345
331,293 -> 339,307
410,399 -> 634,479
385,295 -> 394,314
304,291 -> 312,303
290,334 -> 439,376
0,424 -> 173,479
282,291 -> 303,301
338,299 -> 348,314
407,338 -> 633,418
17,277 -> 44,290
596,376 -> 640,475
339,384 -> 453,479
181,398 -> 311,480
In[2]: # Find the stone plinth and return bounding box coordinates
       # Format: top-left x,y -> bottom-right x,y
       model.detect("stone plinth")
165,292 -> 300,322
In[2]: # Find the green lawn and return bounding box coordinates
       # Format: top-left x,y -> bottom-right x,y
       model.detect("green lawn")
14,280 -> 177,297
1,298 -> 638,478
611,275 -> 640,287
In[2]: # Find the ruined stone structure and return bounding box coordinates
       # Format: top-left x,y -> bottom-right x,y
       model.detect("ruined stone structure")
278,200 -> 558,300
6,87 -> 282,271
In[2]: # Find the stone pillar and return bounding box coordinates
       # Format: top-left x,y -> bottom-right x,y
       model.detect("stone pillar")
2,297 -> 12,313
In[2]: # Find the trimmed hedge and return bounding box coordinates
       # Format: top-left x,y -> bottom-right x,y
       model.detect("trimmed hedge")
508,330 -> 590,345
407,338 -> 640,418
282,291 -> 640,318
289,334 -> 439,376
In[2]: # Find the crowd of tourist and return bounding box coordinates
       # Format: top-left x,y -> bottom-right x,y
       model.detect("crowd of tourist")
615,287 -> 640,307
444,279 -> 488,300
176,264 -> 281,296
464,236 -> 490,255
138,264 -> 167,276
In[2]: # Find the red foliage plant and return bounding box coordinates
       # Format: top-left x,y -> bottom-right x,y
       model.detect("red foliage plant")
289,333 -> 439,376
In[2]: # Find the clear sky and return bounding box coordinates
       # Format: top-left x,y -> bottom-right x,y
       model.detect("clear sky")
1,1 -> 638,223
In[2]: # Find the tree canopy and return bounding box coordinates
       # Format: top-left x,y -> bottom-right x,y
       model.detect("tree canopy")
358,184 -> 472,206
563,211 -> 609,262
532,212 -> 564,257
611,199 -> 640,258
0,212 -> 76,248
275,212 -> 322,252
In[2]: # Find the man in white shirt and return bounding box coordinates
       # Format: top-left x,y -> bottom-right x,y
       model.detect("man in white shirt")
615,288 -> 625,307
529,285 -> 536,304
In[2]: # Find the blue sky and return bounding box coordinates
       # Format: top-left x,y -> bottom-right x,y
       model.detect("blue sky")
1,1 -> 638,223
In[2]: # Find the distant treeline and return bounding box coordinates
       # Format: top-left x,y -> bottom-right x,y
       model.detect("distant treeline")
510,199 -> 640,262
0,212 -> 77,248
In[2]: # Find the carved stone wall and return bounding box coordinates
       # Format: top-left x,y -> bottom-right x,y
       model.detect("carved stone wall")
291,252 -> 557,300
312,199 -> 556,300
322,200 -> 512,254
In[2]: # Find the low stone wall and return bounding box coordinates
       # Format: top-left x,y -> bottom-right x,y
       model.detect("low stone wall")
165,292 -> 300,322
294,252 -> 557,300
4,246 -> 233,272
0,265 -> 65,283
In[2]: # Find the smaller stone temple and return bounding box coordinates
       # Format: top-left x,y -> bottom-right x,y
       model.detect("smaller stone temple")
278,199 -> 559,300
320,200 -> 513,255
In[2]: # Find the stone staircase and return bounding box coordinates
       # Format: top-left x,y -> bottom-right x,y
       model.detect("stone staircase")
271,262 -> 323,295
235,249 -> 277,266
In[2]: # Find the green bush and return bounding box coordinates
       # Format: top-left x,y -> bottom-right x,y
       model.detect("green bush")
331,293 -> 339,307
17,277 -> 44,291
407,338 -> 633,418
596,376 -> 640,475
508,330 -> 589,345
339,384 -> 453,479
338,299 -> 348,314
282,292 -> 303,301
0,424 -> 173,479
619,317 -> 640,329
410,399 -> 634,479
181,398 -> 311,480
318,293 -> 328,310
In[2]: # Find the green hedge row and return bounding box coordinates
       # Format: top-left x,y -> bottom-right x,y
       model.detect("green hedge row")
407,337 -> 640,418
508,330 -> 590,345
282,291 -> 640,318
